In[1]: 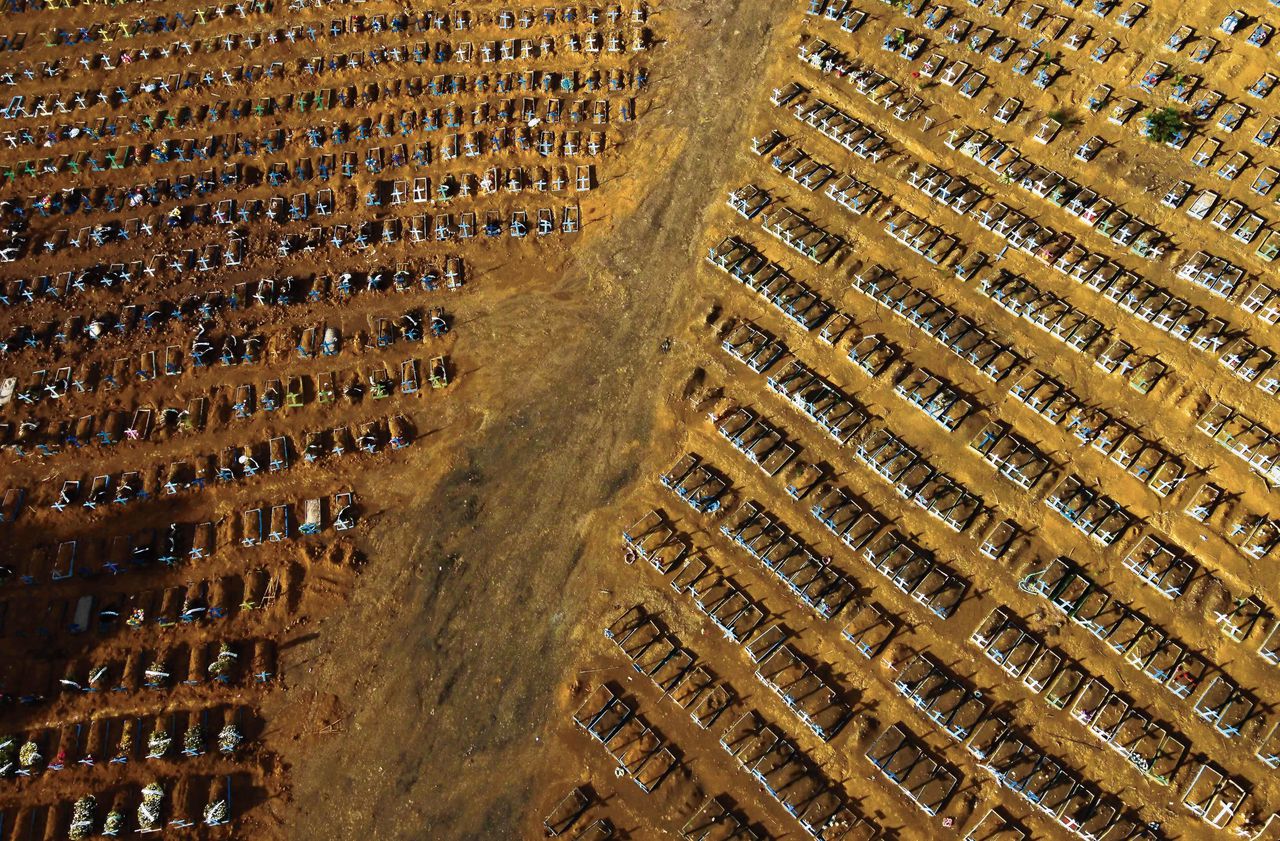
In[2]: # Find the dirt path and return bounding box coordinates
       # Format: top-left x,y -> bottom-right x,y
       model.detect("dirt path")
283,2 -> 778,837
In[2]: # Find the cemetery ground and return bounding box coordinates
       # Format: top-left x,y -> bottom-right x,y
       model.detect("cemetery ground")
5,0 -> 1280,838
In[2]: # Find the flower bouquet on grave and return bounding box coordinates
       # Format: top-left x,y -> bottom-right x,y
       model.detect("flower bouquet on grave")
18,740 -> 40,769
146,726 -> 171,759
204,798 -> 229,826
0,736 -> 14,775
103,808 -> 125,837
115,728 -> 133,762
69,795 -> 96,840
208,642 -> 237,679
183,723 -> 203,756
137,781 -> 164,831
218,723 -> 243,754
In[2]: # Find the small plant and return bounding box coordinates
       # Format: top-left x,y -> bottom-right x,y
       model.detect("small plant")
1046,107 -> 1082,129
1049,106 -> 1077,124
1144,107 -> 1186,143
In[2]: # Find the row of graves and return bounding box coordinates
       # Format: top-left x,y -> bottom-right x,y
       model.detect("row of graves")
792,0 -> 1280,618
0,462 -> 345,837
0,0 -> 657,267
549,0 -> 1280,837
0,0 -> 665,834
812,0 -> 1280,279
